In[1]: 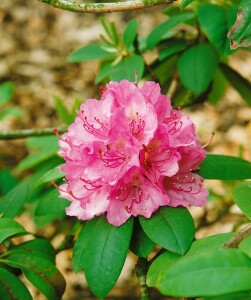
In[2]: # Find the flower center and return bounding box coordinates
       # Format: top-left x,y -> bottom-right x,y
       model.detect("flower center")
98,146 -> 126,168
81,110 -> 109,139
129,112 -> 145,139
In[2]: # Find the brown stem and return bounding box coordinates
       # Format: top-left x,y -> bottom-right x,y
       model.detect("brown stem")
135,257 -> 151,300
38,0 -> 177,13
223,223 -> 251,248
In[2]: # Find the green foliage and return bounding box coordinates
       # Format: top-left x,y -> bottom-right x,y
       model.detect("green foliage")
0,218 -> 26,243
233,182 -> 251,219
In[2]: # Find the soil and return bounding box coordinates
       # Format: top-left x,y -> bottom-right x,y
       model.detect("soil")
1,0 -> 251,299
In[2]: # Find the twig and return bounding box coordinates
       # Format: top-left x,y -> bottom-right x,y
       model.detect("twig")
167,72 -> 179,98
135,257 -> 151,300
38,0 -> 177,13
0,127 -> 66,140
223,223 -> 251,248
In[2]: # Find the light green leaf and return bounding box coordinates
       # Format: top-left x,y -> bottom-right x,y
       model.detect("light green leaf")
140,207 -> 195,255
206,293 -> 251,300
157,249 -> 251,297
219,63 -> 251,106
180,0 -> 195,11
177,43 -> 219,95
75,215 -> 133,298
239,235 -> 251,257
228,0 -> 251,49
67,43 -> 114,62
198,3 -> 238,55
110,55 -> 144,82
3,252 -> 65,300
36,164 -> 64,186
198,154 -> 251,180
0,268 -> 32,300
54,96 -> 74,125
0,218 -> 26,244
123,19 -> 138,48
0,169 -> 18,196
0,107 -> 22,120
0,82 -> 14,105
233,182 -> 251,219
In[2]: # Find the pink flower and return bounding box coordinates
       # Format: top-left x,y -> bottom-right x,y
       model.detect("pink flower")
56,80 -> 208,226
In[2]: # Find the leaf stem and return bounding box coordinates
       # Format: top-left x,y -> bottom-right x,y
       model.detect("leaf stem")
135,257 -> 151,300
223,223 -> 251,248
0,127 -> 66,140
38,0 -> 177,13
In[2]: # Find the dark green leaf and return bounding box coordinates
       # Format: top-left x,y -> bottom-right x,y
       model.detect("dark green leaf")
239,235 -> 251,257
0,169 -> 18,196
123,19 -> 138,48
228,0 -> 251,49
178,43 -> 219,95
110,55 -> 144,82
206,293 -> 251,300
147,232 -> 234,287
76,215 -> 133,298
0,268 -> 32,300
3,252 -> 65,300
157,249 -> 251,297
233,182 -> 251,219
180,0 -> 195,10
208,68 -> 228,105
95,61 -> 113,83
67,43 -> 114,62
219,63 -> 251,106
159,41 -> 187,61
147,12 -> 196,49
140,207 -> 195,255
54,96 -> 74,125
198,154 -> 251,180
0,82 -> 14,105
10,239 -> 56,263
129,218 -> 155,258
198,3 -> 238,55
35,189 -> 68,217
36,164 -> 64,186
0,181 -> 29,218
0,218 -> 26,244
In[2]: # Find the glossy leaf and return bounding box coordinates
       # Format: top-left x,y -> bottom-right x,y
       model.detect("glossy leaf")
239,235 -> 251,258
3,252 -> 66,300
0,181 -> 29,218
122,19 -> 138,48
228,0 -> 251,49
198,154 -> 251,180
180,0 -> 195,10
147,232 -> 234,287
178,43 -> 219,95
198,3 -> 238,55
0,268 -> 32,300
36,164 -> 64,186
75,215 -> 133,298
0,218 -> 26,244
139,207 -> 195,255
68,43 -> 114,62
110,55 -> 144,82
157,249 -> 251,297
219,63 -> 251,106
129,218 -> 155,258
233,182 -> 251,219
147,12 -> 196,49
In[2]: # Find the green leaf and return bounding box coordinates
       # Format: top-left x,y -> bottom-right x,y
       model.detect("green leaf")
159,41 -> 187,61
110,55 -> 144,82
219,63 -> 251,106
0,267 -> 32,300
198,154 -> 251,180
75,215 -> 133,298
95,60 -> 113,83
0,181 -> 29,218
54,96 -> 74,125
147,12 -> 196,49
123,19 -> 138,48
3,252 -> 65,300
0,82 -> 14,105
178,43 -> 219,95
239,235 -> 251,257
129,218 -> 155,258
228,0 -> 251,49
0,169 -> 18,196
208,68 -> 228,105
67,43 -> 114,62
147,232 -> 234,287
233,182 -> 251,219
198,3 -> 238,55
139,207 -> 195,255
35,189 -> 68,217
156,249 -> 251,297
9,239 -> 56,263
180,0 -> 195,10
0,218 -> 26,244
0,107 -> 22,121
36,164 -> 64,186
206,293 -> 251,300
17,136 -> 59,172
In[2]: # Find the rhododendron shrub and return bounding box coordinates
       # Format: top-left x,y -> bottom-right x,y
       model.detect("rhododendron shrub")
56,80 -> 208,226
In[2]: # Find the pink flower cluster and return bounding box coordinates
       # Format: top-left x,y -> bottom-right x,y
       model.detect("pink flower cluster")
56,80 -> 208,226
